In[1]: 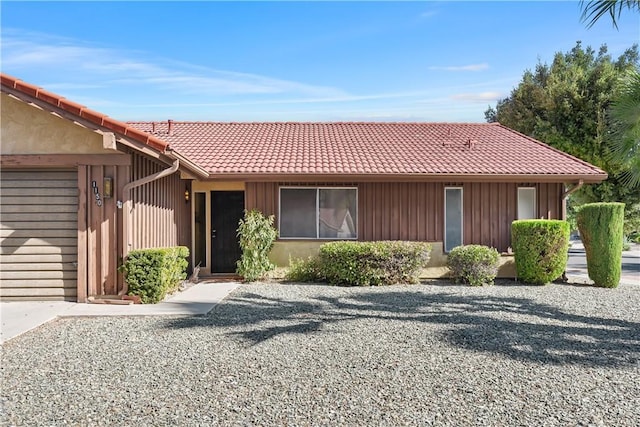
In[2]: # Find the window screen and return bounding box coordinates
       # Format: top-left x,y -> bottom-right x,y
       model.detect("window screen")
280,187 -> 357,239
518,187 -> 537,220
279,188 -> 317,238
445,188 -> 463,252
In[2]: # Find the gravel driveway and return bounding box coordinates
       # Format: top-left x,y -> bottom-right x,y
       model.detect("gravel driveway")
2,281 -> 639,426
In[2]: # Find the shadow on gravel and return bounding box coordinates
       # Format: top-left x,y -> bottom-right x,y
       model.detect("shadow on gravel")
163,288 -> 640,368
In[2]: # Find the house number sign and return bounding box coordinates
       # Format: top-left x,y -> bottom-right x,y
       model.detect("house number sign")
91,181 -> 103,207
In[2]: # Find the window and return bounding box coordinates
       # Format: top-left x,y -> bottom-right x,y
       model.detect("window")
280,187 -> 357,239
518,187 -> 537,220
444,187 -> 463,252
193,192 -> 207,268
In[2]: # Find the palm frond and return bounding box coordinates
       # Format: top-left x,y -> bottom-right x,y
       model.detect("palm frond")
607,69 -> 640,188
580,0 -> 640,29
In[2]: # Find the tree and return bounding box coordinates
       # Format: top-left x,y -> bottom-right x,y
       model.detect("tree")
485,42 -> 640,235
607,69 -> 640,188
580,0 -> 640,29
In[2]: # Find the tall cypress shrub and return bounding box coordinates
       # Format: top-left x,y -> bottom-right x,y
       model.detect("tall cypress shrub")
576,202 -> 625,288
511,220 -> 570,285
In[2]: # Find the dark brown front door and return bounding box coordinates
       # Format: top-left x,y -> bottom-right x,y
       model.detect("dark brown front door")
210,191 -> 245,273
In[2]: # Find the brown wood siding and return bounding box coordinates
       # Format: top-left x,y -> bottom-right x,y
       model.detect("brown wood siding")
0,153 -> 193,300
246,181 -> 564,253
0,169 -> 79,301
245,182 -> 278,218
462,182 -> 517,251
83,163 -> 129,298
462,182 -> 562,251
358,182 -> 443,241
246,182 -> 444,242
129,152 -> 191,251
537,183 -> 563,220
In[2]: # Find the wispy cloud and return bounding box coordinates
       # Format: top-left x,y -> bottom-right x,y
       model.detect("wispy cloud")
109,90 -> 456,109
1,29 -> 347,98
428,63 -> 489,72
0,29 -> 502,122
420,10 -> 438,19
450,92 -> 503,103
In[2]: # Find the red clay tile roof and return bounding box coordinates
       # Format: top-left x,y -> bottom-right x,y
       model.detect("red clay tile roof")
1,73 -> 168,152
128,121 -> 607,182
0,72 -> 608,182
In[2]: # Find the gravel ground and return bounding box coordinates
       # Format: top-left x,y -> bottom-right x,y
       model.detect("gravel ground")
2,280 -> 639,426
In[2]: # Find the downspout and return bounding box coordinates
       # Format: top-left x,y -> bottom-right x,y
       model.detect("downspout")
562,179 -> 584,200
561,179 -> 584,220
118,159 -> 180,296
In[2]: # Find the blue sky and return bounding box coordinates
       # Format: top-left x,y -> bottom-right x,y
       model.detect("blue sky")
1,1 -> 638,122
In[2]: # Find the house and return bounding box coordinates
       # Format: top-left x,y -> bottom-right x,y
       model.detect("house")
1,74 -> 607,301
1,74 -> 206,301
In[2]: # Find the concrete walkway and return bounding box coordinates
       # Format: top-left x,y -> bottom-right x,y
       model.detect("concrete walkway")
0,281 -> 240,344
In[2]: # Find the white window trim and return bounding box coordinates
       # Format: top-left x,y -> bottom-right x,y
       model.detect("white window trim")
279,186 -> 358,240
517,187 -> 537,220
444,187 -> 463,253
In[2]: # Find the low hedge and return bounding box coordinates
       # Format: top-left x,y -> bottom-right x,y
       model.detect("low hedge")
576,202 -> 624,288
447,245 -> 500,286
121,246 -> 189,303
511,220 -> 570,285
319,241 -> 431,286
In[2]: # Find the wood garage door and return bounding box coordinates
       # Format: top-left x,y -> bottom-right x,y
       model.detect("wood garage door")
0,170 -> 78,301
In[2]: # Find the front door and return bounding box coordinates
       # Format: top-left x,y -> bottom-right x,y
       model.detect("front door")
210,191 -> 245,273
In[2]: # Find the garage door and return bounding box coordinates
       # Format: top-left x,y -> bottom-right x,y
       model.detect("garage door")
0,169 -> 78,301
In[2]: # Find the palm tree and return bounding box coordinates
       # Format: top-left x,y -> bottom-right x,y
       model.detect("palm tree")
580,2 -> 640,187
580,0 -> 640,28
608,69 -> 640,188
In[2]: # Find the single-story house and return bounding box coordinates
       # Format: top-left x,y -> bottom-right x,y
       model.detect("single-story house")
1,73 -> 607,301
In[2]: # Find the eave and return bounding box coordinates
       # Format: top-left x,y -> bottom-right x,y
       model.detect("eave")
196,172 -> 608,184
1,78 -> 209,179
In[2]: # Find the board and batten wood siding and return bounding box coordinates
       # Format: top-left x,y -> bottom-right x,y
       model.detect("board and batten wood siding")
358,182 -> 443,242
129,152 -> 191,252
80,163 -> 130,298
245,181 -> 563,253
0,169 -> 78,300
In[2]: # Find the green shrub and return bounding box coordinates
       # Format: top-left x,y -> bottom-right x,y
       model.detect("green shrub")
576,202 -> 624,288
236,209 -> 278,282
121,246 -> 189,303
447,245 -> 500,286
284,256 -> 324,282
319,241 -> 431,286
511,220 -> 570,285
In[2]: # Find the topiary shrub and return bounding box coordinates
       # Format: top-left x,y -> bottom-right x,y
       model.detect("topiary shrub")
447,245 -> 500,286
511,220 -> 570,285
284,256 -> 325,282
576,202 -> 625,288
236,209 -> 278,282
121,246 -> 189,303
319,241 -> 431,286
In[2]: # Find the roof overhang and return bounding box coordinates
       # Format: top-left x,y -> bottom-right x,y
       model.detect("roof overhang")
196,172 -> 608,184
1,74 -> 209,180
